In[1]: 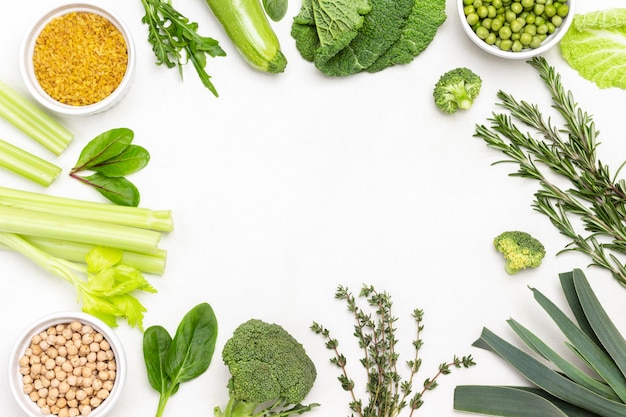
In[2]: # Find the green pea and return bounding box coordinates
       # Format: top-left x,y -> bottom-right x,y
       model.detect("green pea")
551,15 -> 562,27
536,23 -> 548,34
526,13 -> 536,24
520,32 -> 532,45
533,4 -> 544,15
485,32 -> 498,44
499,39 -> 513,50
544,4 -> 556,17
492,0 -> 503,8
491,18 -> 503,31
521,0 -> 534,8
547,22 -> 556,33
475,26 -> 490,39
499,25 -> 512,39
463,0 -> 474,4
511,32 -> 521,41
510,19 -> 523,32
557,4 -> 569,17
529,35 -> 543,48
466,13 -> 480,25
505,10 -> 517,22
524,24 -> 537,35
464,5 -> 476,15
510,2 -> 523,14
474,0 -> 483,7
488,5 -> 497,17
477,5 -> 489,17
481,17 -> 493,29
512,39 -> 523,52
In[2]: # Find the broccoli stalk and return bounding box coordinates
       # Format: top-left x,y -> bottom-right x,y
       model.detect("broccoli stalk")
214,319 -> 319,417
433,67 -> 482,114
493,230 -> 546,274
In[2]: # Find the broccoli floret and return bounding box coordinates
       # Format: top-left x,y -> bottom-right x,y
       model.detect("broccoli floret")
214,319 -> 319,417
493,231 -> 546,275
433,67 -> 482,114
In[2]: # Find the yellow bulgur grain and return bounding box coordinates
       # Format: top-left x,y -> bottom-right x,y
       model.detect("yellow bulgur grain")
32,11 -> 128,106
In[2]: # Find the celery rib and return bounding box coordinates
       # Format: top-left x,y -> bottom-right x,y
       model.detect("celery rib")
0,138 -> 61,186
0,186 -> 174,232
0,235 -> 167,275
0,80 -> 73,155
0,205 -> 162,253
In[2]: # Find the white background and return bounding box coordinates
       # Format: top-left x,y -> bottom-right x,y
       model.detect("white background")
2,1 -> 625,416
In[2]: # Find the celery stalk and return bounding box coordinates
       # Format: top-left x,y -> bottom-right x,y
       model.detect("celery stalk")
0,235 -> 167,275
0,205 -> 162,253
0,186 -> 173,232
0,80 -> 73,155
0,138 -> 61,186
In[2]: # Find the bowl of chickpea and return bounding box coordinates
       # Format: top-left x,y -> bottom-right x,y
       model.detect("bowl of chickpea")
458,0 -> 575,59
9,311 -> 126,417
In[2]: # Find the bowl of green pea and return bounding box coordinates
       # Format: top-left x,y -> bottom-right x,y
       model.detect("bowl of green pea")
458,0 -> 574,59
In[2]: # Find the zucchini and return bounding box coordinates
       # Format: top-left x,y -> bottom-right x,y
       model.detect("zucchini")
204,0 -> 287,73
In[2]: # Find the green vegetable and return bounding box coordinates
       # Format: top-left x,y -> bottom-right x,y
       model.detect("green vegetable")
144,303 -> 218,417
433,67 -> 482,114
203,0 -> 287,73
214,319 -> 319,417
312,284 -> 475,416
560,8 -> 626,89
0,80 -> 73,155
70,128 -> 150,207
140,0 -> 226,96
0,236 -> 156,329
462,0 -> 570,53
291,0 -> 446,76
262,0 -> 288,22
474,56 -> 626,286
454,269 -> 626,416
493,230 -> 546,275
0,138 -> 61,186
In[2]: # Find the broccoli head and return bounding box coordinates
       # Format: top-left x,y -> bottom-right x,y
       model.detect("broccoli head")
433,67 -> 482,114
214,319 -> 319,417
493,231 -> 546,275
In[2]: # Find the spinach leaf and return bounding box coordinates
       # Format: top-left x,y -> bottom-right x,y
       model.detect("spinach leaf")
143,303 -> 218,417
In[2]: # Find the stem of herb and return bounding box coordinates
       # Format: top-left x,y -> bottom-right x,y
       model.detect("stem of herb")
0,138 -> 61,186
0,80 -> 73,155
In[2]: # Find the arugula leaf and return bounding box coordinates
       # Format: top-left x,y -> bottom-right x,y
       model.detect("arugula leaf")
140,0 -> 226,96
144,303 -> 218,417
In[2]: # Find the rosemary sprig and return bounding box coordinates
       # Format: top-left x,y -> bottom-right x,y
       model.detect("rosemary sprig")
311,284 -> 475,417
476,56 -> 626,286
140,0 -> 226,96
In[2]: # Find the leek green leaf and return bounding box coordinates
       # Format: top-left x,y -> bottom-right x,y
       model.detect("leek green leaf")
559,271 -> 602,347
454,385 -> 573,417
532,286 -> 626,402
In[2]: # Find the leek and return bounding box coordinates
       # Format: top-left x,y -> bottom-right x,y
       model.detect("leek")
0,138 -> 61,186
0,186 -> 173,232
0,80 -> 73,155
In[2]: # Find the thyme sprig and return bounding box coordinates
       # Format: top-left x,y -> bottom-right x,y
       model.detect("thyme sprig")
477,56 -> 626,286
311,284 -> 475,417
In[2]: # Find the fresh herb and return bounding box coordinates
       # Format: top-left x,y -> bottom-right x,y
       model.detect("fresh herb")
204,0 -> 287,73
560,8 -> 626,89
0,236 -> 156,329
70,128 -> 150,207
312,284 -> 475,417
0,79 -> 73,155
475,56 -> 626,286
0,138 -> 61,186
454,269 -> 626,416
144,303 -> 218,417
140,0 -> 226,96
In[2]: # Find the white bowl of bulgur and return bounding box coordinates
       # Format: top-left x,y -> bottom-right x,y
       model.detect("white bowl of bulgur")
19,2 -> 135,115
9,311 -> 126,417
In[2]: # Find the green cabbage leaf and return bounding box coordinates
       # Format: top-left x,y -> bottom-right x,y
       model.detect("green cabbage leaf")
560,8 -> 626,89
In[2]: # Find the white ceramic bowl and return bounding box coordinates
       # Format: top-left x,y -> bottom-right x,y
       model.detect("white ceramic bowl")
9,311 -> 127,417
458,0 -> 575,59
19,2 -> 135,115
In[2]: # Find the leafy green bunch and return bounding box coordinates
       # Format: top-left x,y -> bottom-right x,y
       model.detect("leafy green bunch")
312,284 -> 475,417
455,269 -> 626,416
291,0 -> 446,76
475,56 -> 626,286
